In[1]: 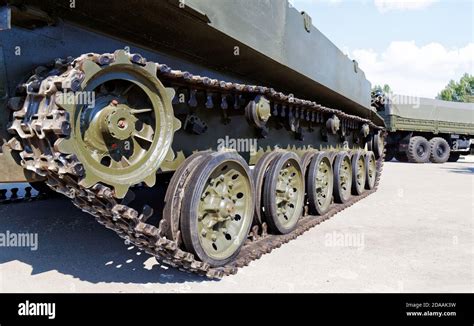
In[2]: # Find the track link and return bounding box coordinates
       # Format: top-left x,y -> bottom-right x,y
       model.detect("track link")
7,51 -> 385,278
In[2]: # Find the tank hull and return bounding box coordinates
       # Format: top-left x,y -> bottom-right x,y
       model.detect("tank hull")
0,1 -> 386,276
1,0 -> 382,123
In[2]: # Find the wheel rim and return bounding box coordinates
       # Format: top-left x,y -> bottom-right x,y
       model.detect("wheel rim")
314,156 -> 333,212
197,160 -> 253,260
273,158 -> 304,229
417,143 -> 427,157
338,155 -> 352,200
366,152 -> 377,189
354,154 -> 366,194
437,143 -> 447,156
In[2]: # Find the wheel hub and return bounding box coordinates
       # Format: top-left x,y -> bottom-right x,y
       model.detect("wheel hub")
275,164 -> 301,221
103,102 -> 137,141
198,166 -> 249,253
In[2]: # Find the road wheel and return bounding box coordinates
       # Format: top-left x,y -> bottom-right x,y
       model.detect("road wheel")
448,153 -> 461,162
263,151 -> 304,234
180,151 -> 254,266
307,152 -> 333,215
365,151 -> 377,190
373,131 -> 385,159
395,152 -> 408,162
333,152 -> 352,203
407,136 -> 430,163
351,151 -> 366,195
163,151 -> 210,241
253,151 -> 284,225
429,138 -> 450,163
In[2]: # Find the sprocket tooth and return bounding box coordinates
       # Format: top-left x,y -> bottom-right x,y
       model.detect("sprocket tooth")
173,117 -> 182,132
78,174 -> 100,189
82,60 -> 102,80
112,50 -> 131,65
143,173 -> 157,188
54,138 -> 75,155
165,148 -> 175,162
144,62 -> 158,76
160,151 -> 185,172
166,87 -> 176,101
113,184 -> 129,199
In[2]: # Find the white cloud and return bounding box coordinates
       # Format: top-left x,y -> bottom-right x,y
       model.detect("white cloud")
350,41 -> 474,98
374,0 -> 438,13
290,0 -> 437,12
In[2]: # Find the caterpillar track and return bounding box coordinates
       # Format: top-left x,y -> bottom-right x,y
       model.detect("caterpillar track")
7,51 -> 385,279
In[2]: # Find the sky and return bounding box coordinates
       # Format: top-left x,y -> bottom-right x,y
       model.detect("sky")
288,0 -> 474,98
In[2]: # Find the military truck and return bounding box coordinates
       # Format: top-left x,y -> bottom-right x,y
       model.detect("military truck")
373,94 -> 474,163
0,0 -> 385,278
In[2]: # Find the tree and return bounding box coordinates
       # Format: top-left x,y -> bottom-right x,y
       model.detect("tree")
437,73 -> 474,103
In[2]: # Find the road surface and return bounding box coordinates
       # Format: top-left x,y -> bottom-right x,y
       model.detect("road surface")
0,157 -> 472,293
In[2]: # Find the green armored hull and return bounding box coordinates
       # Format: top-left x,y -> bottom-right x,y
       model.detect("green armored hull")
0,0 -> 385,277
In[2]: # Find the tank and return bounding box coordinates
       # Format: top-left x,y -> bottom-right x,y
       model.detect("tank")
0,0 -> 385,277
374,93 -> 474,163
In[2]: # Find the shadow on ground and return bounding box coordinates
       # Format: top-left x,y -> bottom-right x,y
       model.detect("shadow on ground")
441,164 -> 474,174
0,197 -> 210,285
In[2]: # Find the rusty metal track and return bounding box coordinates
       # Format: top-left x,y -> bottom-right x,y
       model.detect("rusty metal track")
7,51 -> 385,279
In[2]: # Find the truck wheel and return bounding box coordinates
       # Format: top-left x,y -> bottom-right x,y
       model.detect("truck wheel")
448,153 -> 460,162
407,136 -> 430,163
429,138 -> 450,163
394,152 -> 408,162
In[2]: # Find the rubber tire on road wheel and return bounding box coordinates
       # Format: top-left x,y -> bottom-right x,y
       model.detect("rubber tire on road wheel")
365,151 -> 377,190
253,151 -> 283,225
407,136 -> 430,163
448,153 -> 460,162
351,151 -> 366,195
429,137 -> 450,163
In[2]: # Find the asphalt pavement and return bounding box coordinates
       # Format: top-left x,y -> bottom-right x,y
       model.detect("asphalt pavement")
0,156 -> 472,293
